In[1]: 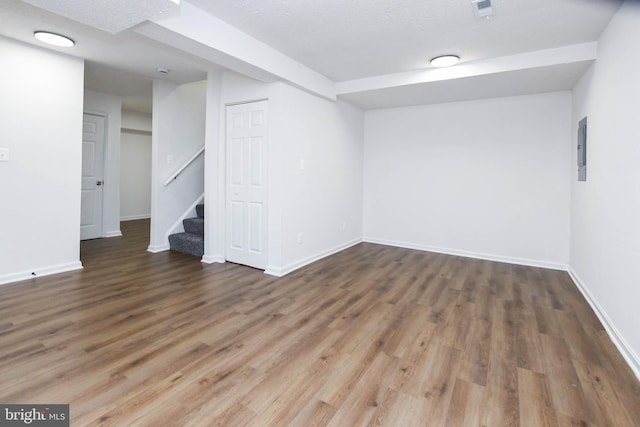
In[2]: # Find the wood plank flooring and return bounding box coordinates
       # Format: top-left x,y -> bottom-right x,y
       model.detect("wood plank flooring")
1,219 -> 639,426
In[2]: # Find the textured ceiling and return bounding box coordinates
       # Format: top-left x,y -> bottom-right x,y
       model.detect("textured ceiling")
0,0 -> 625,110
21,0 -> 180,34
189,0 -> 622,81
0,0 -> 219,113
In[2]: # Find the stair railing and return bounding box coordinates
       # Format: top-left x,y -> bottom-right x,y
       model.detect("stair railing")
163,146 -> 205,187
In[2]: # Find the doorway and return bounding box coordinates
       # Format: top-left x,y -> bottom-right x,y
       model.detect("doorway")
225,100 -> 268,269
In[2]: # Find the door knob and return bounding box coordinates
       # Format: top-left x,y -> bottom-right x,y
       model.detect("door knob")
96,180 -> 104,186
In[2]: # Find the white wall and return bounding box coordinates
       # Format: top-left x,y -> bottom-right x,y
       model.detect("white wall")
0,36 -> 84,284
570,1 -> 640,377
202,71 -> 224,263
122,109 -> 152,133
364,92 -> 571,268
120,131 -> 151,220
148,79 -> 206,251
277,84 -> 364,273
84,89 -> 122,237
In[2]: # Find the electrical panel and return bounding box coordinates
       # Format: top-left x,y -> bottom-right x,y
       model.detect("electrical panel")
578,116 -> 587,181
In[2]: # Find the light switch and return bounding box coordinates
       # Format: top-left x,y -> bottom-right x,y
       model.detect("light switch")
0,148 -> 9,162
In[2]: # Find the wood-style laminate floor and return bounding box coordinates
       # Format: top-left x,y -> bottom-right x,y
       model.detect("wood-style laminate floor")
1,220 -> 639,426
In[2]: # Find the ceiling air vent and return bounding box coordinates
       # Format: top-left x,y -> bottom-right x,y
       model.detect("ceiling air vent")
472,0 -> 495,18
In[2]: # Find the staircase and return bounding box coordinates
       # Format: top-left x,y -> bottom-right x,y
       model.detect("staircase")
168,203 -> 204,257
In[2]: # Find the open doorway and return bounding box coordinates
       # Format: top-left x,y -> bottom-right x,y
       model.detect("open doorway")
120,112 -> 152,223
83,63 -> 153,248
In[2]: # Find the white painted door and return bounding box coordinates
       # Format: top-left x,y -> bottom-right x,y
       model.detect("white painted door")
80,113 -> 105,240
226,101 -> 268,269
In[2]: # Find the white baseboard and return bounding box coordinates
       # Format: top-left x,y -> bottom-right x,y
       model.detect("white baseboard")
105,230 -> 123,238
120,214 -> 150,221
265,238 -> 362,277
147,244 -> 170,253
567,267 -> 640,381
201,254 -> 225,264
363,237 -> 568,271
0,261 -> 83,286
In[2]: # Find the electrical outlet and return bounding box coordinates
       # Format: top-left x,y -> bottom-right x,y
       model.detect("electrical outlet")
342,221 -> 347,231
0,148 -> 9,162
297,233 -> 303,245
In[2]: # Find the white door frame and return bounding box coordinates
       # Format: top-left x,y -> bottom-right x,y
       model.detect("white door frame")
80,112 -> 107,240
224,100 -> 269,269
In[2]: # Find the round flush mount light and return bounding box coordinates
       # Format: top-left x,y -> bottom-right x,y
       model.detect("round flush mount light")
430,55 -> 460,68
34,31 -> 75,47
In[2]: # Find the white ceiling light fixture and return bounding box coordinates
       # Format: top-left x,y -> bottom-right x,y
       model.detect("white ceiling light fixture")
33,31 -> 75,47
430,55 -> 460,68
